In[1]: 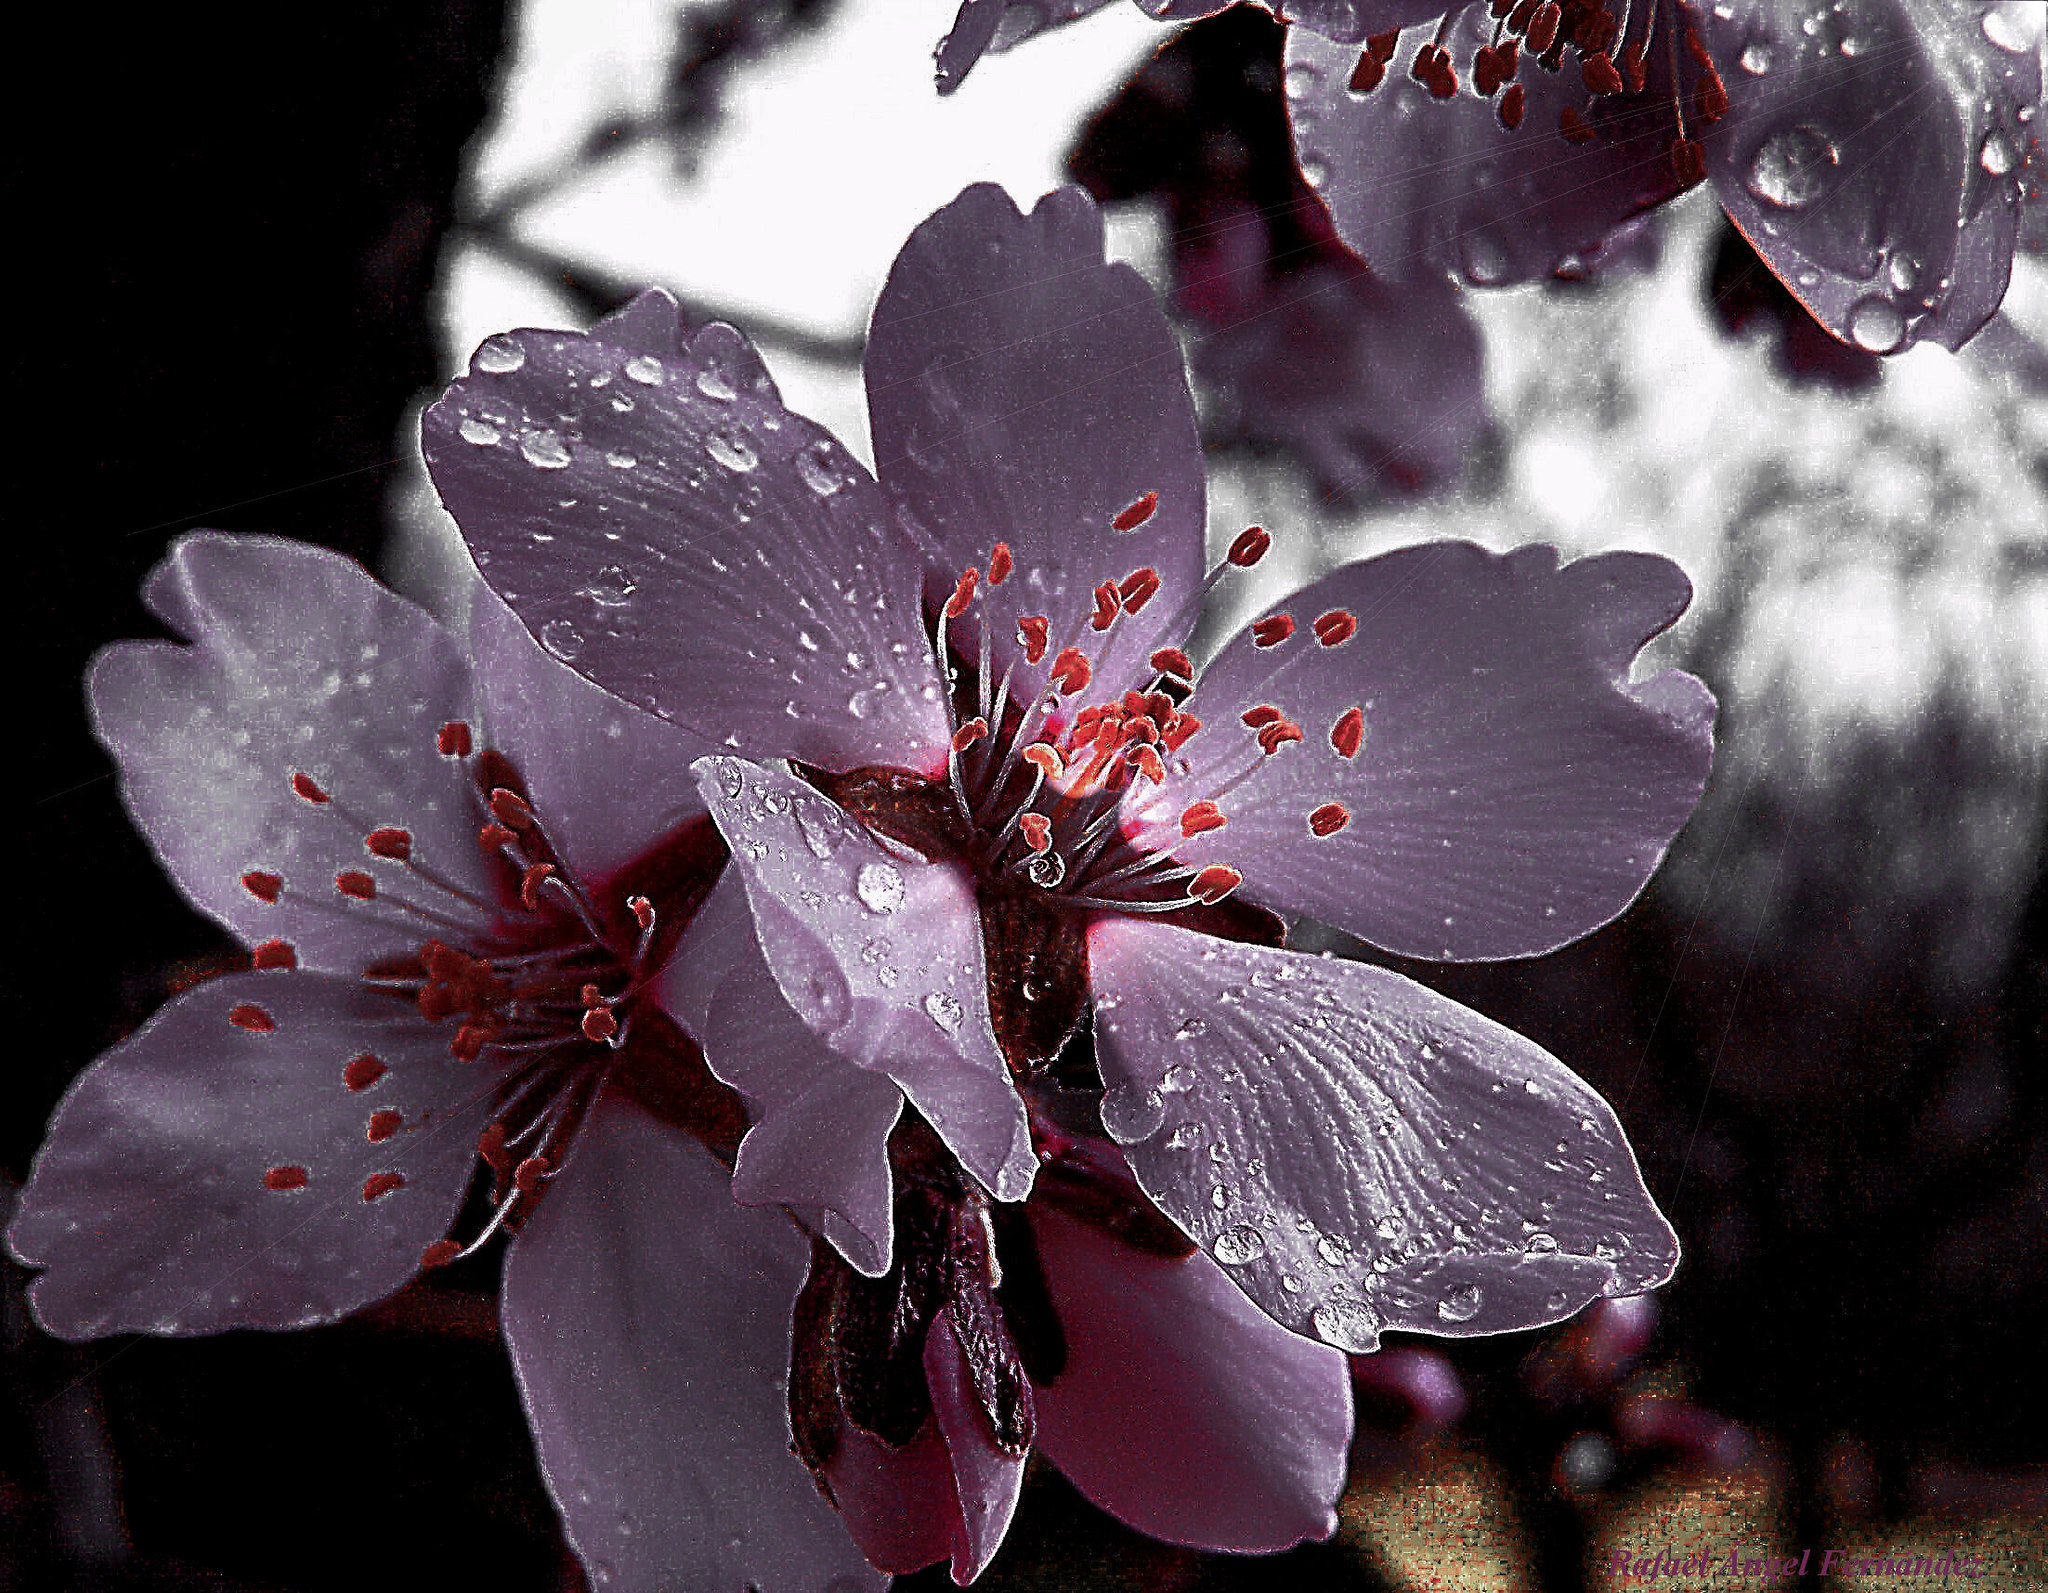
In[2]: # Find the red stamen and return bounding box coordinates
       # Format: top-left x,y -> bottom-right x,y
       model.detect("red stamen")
344,1053 -> 387,1091
988,543 -> 1014,585
1050,649 -> 1092,695
488,788 -> 535,829
478,1122 -> 512,1172
1241,705 -> 1283,728
1349,49 -> 1386,93
1257,718 -> 1304,755
420,1239 -> 462,1269
1190,865 -> 1244,905
367,1108 -> 404,1143
242,869 -> 283,902
336,869 -> 376,900
513,1156 -> 551,1195
1017,616 -> 1050,664
581,1005 -> 618,1043
1252,613 -> 1296,648
1129,745 -> 1166,784
1021,743 -> 1065,780
250,940 -> 297,972
264,1165 -> 308,1191
1118,568 -> 1162,612
366,827 -> 413,862
290,772 -> 330,804
1500,82 -> 1527,129
1149,647 -> 1193,681
952,718 -> 989,753
1090,580 -> 1123,632
580,983 -> 604,1008
362,1173 -> 405,1202
1162,713 -> 1202,752
629,894 -> 654,929
1331,707 -> 1365,760
229,1001 -> 275,1031
1227,526 -> 1270,567
945,566 -> 979,619
1112,491 -> 1158,531
1312,609 -> 1358,647
1582,50 -> 1622,96
1309,803 -> 1352,838
520,862 -> 556,911
1019,813 -> 1053,852
437,721 -> 473,758
1180,801 -> 1227,838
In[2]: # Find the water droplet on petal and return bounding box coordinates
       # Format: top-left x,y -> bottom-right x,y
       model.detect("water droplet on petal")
1312,1298 -> 1380,1352
1982,3 -> 2038,53
1213,1225 -> 1266,1265
718,761 -> 745,800
604,450 -> 637,469
520,429 -> 571,469
1888,253 -> 1921,295
1099,1081 -> 1166,1142
1744,124 -> 1839,209
1210,1183 -> 1233,1210
1524,1231 -> 1560,1256
581,565 -> 636,607
1437,1283 -> 1483,1323
459,417 -> 501,446
796,441 -> 849,497
923,991 -> 964,1034
624,354 -> 665,385
539,618 -> 584,659
1848,295 -> 1905,353
706,430 -> 759,472
1317,1233 -> 1354,1267
473,335 -> 525,374
1739,40 -> 1773,74
1980,131 -> 2016,177
694,367 -> 736,402
855,861 -> 904,914
796,802 -> 845,858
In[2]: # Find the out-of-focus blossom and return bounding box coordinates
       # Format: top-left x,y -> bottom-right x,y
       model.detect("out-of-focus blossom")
426,181 -> 1712,1581
4,535 -> 885,1593
1068,5 -> 1490,502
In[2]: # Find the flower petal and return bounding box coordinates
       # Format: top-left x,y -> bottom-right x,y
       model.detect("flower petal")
1029,1203 -> 1350,1551
465,580 -> 714,884
1171,543 -> 1713,960
1286,7 -> 1691,287
91,532 -> 491,971
1701,0 -> 2036,353
424,290 -> 949,773
1088,917 -> 1679,1353
692,756 -> 1034,1202
701,909 -> 905,1277
500,1090 -> 883,1593
924,1307 -> 1028,1584
6,973 -> 481,1338
865,184 -> 1206,699
820,1420 -> 965,1579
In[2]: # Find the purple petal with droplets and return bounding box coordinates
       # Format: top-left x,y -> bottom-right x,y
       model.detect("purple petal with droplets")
466,579 -> 714,885
1700,0 -> 2036,353
6,973 -> 481,1338
692,756 -> 1034,1202
701,914 -> 905,1277
425,290 -> 949,773
1169,543 -> 1713,961
1287,7 -> 1692,286
91,533 -> 492,972
501,1091 -> 883,1593
1088,918 -> 1680,1352
865,184 -> 1205,701
1030,1204 -> 1350,1551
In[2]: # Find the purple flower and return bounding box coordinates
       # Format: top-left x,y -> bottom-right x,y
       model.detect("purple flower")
425,182 -> 1714,1575
4,534 -> 886,1593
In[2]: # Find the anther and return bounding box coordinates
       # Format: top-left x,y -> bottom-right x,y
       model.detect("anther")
1582,50 -> 1622,95
1017,616 -> 1050,664
1118,568 -> 1161,612
1190,865 -> 1244,905
1313,609 -> 1358,647
420,1239 -> 462,1269
520,863 -> 556,911
362,1173 -> 405,1202
291,772 -> 330,804
952,718 -> 989,753
1090,581 -> 1123,632
1227,526 -> 1270,567
438,721 -> 474,758
1112,492 -> 1158,531
478,822 -> 517,851
1309,803 -> 1352,838
229,1001 -> 275,1031
1497,38 -> 1519,77
367,1109 -> 404,1142
478,1123 -> 512,1172
1367,28 -> 1399,61
344,1054 -> 387,1091
489,788 -> 535,829
264,1165 -> 308,1191
1180,801 -> 1227,838
336,869 -> 376,900
366,827 -> 413,862
1162,713 -> 1201,752
1670,136 -> 1706,186
1622,36 -> 1647,91
1149,647 -> 1192,681
513,1156 -> 551,1194
629,894 -> 655,930
1527,1 -> 1560,52
1331,707 -> 1365,759
451,1023 -> 489,1061
1500,82 -> 1527,129
1021,743 -> 1065,781
945,566 -> 979,619
242,869 -> 283,902
1560,106 -> 1597,145
251,940 -> 297,972
1242,705 -> 1283,728
581,1005 -> 618,1043
988,543 -> 1014,585
1129,745 -> 1166,784
1510,0 -> 1536,27
1257,718 -> 1304,755
1019,813 -> 1053,852
1349,48 -> 1386,92
1475,45 -> 1503,96
1049,649 -> 1092,695
1251,614 -> 1296,648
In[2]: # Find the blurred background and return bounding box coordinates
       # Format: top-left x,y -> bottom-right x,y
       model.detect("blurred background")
7,2 -> 2045,1589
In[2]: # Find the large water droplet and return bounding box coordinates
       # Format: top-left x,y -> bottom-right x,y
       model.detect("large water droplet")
458,417 -> 501,446
1887,253 -> 1921,295
473,335 -> 526,374
1213,1225 -> 1267,1265
855,861 -> 904,914
1848,295 -> 1905,352
923,991 -> 964,1034
540,618 -> 584,660
1437,1283 -> 1483,1323
624,354 -> 665,385
796,441 -> 849,497
520,429 -> 571,469
796,802 -> 845,858
1744,125 -> 1839,208
1982,4 -> 2038,53
1099,1082 -> 1166,1142
706,430 -> 759,473
1312,1298 -> 1380,1352
1524,1231 -> 1560,1256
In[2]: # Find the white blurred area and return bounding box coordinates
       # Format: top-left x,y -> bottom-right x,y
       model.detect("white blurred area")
419,0 -> 2048,984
